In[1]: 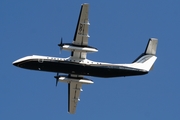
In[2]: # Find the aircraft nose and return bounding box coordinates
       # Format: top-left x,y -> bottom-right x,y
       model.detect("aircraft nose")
12,60 -> 19,66
12,56 -> 31,67
12,58 -> 23,67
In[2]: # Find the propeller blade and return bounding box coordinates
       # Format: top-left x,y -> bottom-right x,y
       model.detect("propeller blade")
59,48 -> 61,54
58,37 -> 63,47
60,37 -> 63,45
58,38 -> 63,54
54,73 -> 59,87
56,79 -> 58,86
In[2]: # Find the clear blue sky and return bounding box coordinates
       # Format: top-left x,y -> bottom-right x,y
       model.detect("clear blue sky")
1,0 -> 180,119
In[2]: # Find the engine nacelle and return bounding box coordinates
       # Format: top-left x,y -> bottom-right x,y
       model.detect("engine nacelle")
58,76 -> 94,84
61,44 -> 98,53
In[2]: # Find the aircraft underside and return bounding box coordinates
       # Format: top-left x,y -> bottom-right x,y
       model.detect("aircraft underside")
15,59 -> 148,78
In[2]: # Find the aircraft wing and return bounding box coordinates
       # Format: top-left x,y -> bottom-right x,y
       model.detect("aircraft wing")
68,81 -> 82,114
71,3 -> 90,59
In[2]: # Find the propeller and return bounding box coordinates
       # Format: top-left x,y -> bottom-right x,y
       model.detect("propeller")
54,73 -> 59,86
58,37 -> 63,54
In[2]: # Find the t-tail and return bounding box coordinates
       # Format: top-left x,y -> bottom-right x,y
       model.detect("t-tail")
131,38 -> 158,72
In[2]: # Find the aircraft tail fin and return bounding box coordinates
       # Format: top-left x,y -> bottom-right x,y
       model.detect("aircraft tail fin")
132,38 -> 158,71
144,38 -> 158,55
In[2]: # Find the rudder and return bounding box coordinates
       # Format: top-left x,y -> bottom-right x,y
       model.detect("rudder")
145,38 -> 158,55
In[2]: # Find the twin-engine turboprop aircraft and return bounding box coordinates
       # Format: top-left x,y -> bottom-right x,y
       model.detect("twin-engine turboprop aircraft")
13,3 -> 158,114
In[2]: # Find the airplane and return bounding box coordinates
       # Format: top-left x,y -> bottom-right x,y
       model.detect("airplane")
12,3 -> 158,114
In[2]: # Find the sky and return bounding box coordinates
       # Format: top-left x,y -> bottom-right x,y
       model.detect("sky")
1,0 -> 180,119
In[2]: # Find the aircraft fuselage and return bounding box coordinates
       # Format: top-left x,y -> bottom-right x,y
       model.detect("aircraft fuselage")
13,55 -> 148,78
